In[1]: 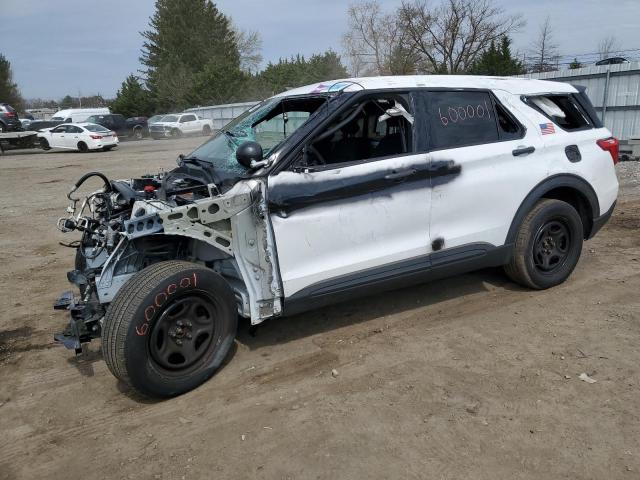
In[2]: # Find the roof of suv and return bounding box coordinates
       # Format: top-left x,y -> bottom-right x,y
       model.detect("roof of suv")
277,75 -> 578,98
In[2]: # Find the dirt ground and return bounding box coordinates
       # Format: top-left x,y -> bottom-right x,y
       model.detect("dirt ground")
0,138 -> 638,480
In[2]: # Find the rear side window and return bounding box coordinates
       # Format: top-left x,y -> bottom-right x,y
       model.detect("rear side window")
84,124 -> 109,132
494,102 -> 525,141
426,91 -> 499,150
525,95 -> 591,131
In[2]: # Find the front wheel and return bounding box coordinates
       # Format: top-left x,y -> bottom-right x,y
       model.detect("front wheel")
171,128 -> 182,138
101,261 -> 237,398
39,138 -> 51,150
202,125 -> 211,136
505,199 -> 583,289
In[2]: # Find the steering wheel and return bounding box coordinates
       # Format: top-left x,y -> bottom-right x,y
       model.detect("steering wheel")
307,144 -> 326,166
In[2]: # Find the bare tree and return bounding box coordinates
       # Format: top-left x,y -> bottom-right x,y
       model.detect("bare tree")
529,16 -> 559,73
597,35 -> 620,61
398,0 -> 523,74
342,1 -> 419,76
235,28 -> 263,74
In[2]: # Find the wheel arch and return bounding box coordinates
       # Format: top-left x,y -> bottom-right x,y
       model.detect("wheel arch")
506,174 -> 600,243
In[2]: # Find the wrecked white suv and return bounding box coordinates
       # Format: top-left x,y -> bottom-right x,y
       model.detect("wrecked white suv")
54,76 -> 619,397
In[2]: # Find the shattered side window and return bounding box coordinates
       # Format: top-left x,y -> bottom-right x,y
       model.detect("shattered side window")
526,95 -> 591,131
187,96 -> 326,174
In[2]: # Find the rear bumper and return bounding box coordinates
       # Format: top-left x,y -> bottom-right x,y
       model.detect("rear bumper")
2,120 -> 22,131
588,200 -> 616,239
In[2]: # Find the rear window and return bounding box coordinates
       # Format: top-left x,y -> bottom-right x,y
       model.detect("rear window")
84,124 -> 110,132
427,91 -> 499,150
525,95 -> 591,131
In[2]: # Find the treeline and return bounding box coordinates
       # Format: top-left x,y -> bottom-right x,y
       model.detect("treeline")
343,1 -> 627,76
112,0 -> 347,117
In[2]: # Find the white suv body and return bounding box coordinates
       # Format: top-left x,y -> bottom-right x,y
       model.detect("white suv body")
266,76 -> 618,301
55,75 -> 619,397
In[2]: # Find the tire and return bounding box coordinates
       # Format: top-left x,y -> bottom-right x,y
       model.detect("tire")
0,123 -> 5,133
202,125 -> 212,136
77,141 -> 89,153
101,261 -> 237,398
171,128 -> 182,138
39,138 -> 51,150
133,127 -> 143,140
504,199 -> 583,290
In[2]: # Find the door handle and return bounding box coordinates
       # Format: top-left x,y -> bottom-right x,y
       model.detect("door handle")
384,169 -> 416,181
512,146 -> 535,156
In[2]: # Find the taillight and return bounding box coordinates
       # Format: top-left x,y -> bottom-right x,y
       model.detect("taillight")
89,134 -> 102,140
597,137 -> 619,165
5,111 -> 16,117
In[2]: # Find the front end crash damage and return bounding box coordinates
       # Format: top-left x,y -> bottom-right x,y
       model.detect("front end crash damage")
54,170 -> 282,353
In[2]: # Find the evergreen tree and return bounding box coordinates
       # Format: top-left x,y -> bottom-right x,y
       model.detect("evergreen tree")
469,36 -> 524,76
0,53 -> 23,109
140,0 -> 241,111
569,58 -> 583,70
60,95 -> 76,108
111,75 -> 154,117
250,50 -> 349,99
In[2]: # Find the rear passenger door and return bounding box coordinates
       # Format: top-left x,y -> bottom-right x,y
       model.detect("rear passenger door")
416,89 -> 547,250
64,125 -> 83,148
180,114 -> 197,134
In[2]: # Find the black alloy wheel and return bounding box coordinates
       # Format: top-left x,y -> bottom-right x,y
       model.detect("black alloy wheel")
504,199 -> 583,289
101,261 -> 237,398
149,294 -> 218,372
532,219 -> 571,273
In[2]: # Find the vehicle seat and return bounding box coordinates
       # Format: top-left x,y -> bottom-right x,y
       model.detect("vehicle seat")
374,118 -> 406,157
330,121 -> 370,163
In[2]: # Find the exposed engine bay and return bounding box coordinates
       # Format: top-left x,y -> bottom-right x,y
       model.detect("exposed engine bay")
54,160 -> 282,353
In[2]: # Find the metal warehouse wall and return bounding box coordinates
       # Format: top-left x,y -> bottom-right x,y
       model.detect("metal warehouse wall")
185,101 -> 312,134
184,102 -> 258,130
519,62 -> 640,141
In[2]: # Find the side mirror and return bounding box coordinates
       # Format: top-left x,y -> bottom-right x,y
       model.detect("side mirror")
236,141 -> 264,169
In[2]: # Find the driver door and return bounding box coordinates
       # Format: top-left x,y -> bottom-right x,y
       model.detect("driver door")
180,114 -> 197,134
65,125 -> 83,148
268,92 -> 433,302
48,125 -> 68,148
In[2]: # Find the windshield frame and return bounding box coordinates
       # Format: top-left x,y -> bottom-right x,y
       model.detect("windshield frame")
183,94 -> 338,179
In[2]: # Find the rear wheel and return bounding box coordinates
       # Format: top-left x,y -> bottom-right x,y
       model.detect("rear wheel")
77,141 -> 89,153
133,127 -> 143,140
202,125 -> 212,136
505,199 -> 583,289
39,138 -> 51,150
101,261 -> 237,398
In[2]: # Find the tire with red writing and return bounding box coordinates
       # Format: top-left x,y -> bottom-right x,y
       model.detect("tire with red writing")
101,260 -> 237,398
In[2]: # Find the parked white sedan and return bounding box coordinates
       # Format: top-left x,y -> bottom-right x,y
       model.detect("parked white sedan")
38,123 -> 119,152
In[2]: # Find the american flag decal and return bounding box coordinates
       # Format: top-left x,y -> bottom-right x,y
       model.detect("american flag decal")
540,122 -> 556,135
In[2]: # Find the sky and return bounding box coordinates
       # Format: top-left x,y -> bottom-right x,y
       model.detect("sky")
1,0 -> 639,100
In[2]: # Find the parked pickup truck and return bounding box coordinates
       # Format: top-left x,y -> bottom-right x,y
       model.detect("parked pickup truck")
86,114 -> 148,140
149,113 -> 214,139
